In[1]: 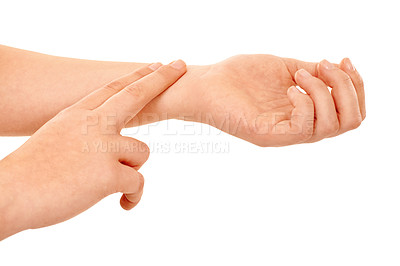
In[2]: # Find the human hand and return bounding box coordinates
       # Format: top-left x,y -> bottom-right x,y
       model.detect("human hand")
0,60 -> 187,239
137,55 -> 365,146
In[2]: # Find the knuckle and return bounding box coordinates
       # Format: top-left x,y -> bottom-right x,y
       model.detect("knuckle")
309,77 -> 325,89
135,67 -> 151,77
124,83 -> 146,100
295,130 -> 313,143
104,80 -> 124,92
330,68 -> 352,85
154,67 -> 172,83
320,121 -> 339,136
305,99 -> 314,110
128,138 -> 150,162
340,72 -> 353,84
342,115 -> 362,131
331,67 -> 352,83
138,141 -> 150,161
55,107 -> 84,122
301,93 -> 314,105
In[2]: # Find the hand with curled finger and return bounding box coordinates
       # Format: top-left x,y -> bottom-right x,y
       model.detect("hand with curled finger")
0,54 -> 366,240
292,58 -> 365,143
150,55 -> 365,146
0,60 -> 187,240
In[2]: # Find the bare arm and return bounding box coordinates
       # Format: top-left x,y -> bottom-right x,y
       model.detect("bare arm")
0,45 -> 148,135
0,62 -> 187,240
0,45 -> 365,146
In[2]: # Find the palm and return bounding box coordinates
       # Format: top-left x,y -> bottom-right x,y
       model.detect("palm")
199,54 -> 314,146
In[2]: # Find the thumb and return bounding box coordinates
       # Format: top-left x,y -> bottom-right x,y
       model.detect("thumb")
116,165 -> 145,210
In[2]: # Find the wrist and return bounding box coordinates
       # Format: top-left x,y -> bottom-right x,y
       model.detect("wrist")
165,64 -> 212,121
132,64 -> 212,126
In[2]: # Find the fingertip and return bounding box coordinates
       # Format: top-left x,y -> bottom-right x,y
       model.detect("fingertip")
120,194 -> 138,211
317,60 -> 336,77
288,85 -> 308,97
317,59 -> 346,83
120,194 -> 132,210
320,59 -> 335,70
287,86 -> 308,106
287,85 -> 300,95
296,69 -> 312,79
343,57 -> 356,72
295,69 -> 313,86
169,59 -> 186,70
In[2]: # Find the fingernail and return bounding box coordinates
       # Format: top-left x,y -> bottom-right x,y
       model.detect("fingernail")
170,59 -> 185,70
149,62 -> 162,71
321,59 -> 334,70
345,58 -> 356,71
297,69 -> 312,78
289,86 -> 300,94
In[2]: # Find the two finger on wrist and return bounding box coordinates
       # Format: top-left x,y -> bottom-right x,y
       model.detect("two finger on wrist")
74,63 -> 160,110
97,59 -> 187,130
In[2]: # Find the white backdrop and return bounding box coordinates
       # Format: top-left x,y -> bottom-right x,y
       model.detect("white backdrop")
0,0 -> 399,265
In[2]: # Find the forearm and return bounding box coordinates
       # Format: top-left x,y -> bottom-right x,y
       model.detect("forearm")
0,160 -> 27,240
0,45 -> 147,135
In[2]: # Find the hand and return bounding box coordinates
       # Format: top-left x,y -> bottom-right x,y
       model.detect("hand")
139,55 -> 365,146
0,60 -> 187,240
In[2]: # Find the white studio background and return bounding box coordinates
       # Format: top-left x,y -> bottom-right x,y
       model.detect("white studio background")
0,0 -> 399,265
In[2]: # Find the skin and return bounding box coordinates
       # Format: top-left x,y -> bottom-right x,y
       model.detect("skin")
0,60 -> 187,240
0,46 -> 365,146
139,54 -> 365,146
0,46 -> 366,240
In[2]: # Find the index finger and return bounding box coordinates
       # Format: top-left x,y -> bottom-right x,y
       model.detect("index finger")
73,63 -> 162,110
97,60 -> 187,129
